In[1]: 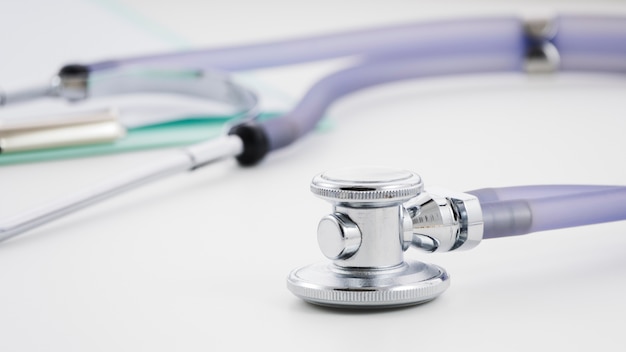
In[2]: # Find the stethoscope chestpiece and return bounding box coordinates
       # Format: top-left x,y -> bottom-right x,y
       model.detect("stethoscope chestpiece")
287,166 -> 452,309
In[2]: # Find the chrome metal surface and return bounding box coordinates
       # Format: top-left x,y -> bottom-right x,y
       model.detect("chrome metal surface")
4,69 -> 259,131
287,260 -> 449,308
446,189 -> 483,250
88,69 -> 259,128
0,83 -> 57,106
317,213 -> 362,260
405,187 -> 483,252
411,234 -> 438,252
525,42 -> 560,73
401,207 -> 414,250
524,17 -> 560,74
288,167 -> 485,308
184,134 -> 243,168
52,73 -> 88,101
404,192 -> 456,252
0,135 -> 243,243
334,204 -> 405,268
310,166 -> 423,205
310,167 -> 422,268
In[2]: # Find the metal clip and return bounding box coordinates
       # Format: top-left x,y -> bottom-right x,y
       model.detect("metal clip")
524,18 -> 560,74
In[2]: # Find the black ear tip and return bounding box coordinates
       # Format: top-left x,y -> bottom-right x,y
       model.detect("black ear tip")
228,122 -> 269,166
58,64 -> 89,77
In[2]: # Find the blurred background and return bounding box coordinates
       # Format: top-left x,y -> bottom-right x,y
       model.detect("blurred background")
1,1 -> 626,351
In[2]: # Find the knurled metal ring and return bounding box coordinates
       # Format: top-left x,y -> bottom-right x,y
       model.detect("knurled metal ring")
310,166 -> 423,203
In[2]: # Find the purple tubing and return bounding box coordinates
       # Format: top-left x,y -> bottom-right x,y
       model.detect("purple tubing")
527,188 -> 626,232
555,15 -> 626,72
261,53 -> 525,150
84,16 -> 626,239
468,185 -> 624,203
89,15 -> 626,73
85,15 -> 626,152
474,187 -> 626,238
88,17 -> 524,72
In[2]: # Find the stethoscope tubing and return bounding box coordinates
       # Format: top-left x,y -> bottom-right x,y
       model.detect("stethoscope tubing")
471,186 -> 626,238
1,14 -> 626,244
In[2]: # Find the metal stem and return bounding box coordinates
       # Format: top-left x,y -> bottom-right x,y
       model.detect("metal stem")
0,135 -> 243,243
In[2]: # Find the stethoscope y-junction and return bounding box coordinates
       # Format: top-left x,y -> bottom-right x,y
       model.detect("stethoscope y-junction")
1,14 -> 626,308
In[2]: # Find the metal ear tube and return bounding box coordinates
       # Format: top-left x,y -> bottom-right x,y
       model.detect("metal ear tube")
287,166 -> 484,308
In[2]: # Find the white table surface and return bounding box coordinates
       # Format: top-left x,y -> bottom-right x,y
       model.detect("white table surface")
2,1 -> 626,351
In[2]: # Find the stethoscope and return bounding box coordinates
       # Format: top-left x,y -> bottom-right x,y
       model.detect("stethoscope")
1,14 -> 626,309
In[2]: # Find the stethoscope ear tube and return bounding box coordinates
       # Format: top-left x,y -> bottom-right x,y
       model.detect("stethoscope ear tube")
250,52 -> 526,159
0,135 -> 244,243
227,121 -> 269,166
89,17 -> 525,72
228,15 -> 626,162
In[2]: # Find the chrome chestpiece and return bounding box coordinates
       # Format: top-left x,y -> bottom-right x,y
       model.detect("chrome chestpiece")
287,167 -> 484,308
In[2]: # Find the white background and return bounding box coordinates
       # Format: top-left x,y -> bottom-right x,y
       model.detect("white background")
1,1 -> 626,351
